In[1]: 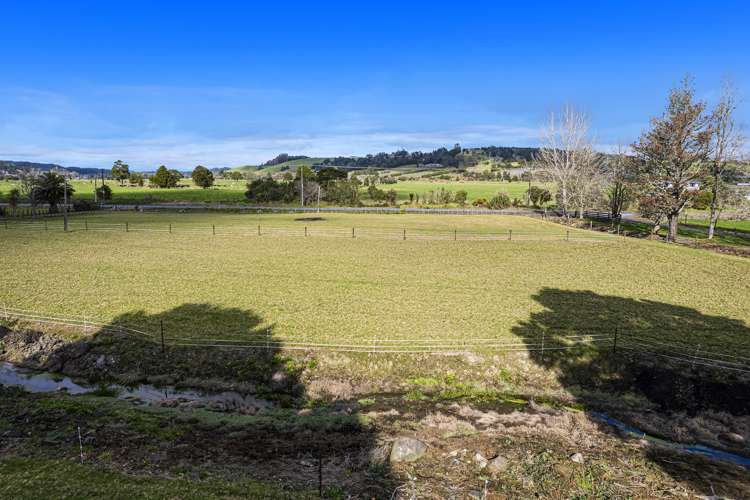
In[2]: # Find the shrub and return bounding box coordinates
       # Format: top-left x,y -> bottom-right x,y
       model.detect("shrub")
454,190 -> 468,206
472,198 -> 488,207
191,165 -> 215,189
73,199 -> 97,212
95,184 -> 113,201
487,193 -> 511,209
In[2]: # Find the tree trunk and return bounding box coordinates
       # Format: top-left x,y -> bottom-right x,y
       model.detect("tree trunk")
667,214 -> 678,242
707,180 -> 720,240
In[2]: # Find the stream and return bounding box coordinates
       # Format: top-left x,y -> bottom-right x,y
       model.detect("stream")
1,361 -> 748,468
0,361 -> 271,413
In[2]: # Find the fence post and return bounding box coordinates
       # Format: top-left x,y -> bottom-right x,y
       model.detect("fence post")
508,229 -> 512,241
169,223 -> 172,234
160,320 -> 165,353
612,325 -> 618,354
44,219 -> 48,231
3,220 -> 6,230
305,226 -> 307,237
454,229 -> 457,241
352,227 -> 355,238
125,221 -> 129,232
85,219 -> 88,231
212,224 -> 215,236
566,230 -> 569,241
540,329 -> 545,358
403,229 -> 406,241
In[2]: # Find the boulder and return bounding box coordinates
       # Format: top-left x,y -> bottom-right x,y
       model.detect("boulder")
473,452 -> 488,469
570,452 -> 584,464
487,455 -> 510,474
389,437 -> 427,463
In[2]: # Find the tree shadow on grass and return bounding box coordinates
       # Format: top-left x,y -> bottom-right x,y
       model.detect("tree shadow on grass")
4,303 -> 394,497
511,288 -> 750,496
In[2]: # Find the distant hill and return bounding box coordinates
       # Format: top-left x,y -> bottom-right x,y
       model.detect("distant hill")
232,146 -> 541,174
0,160 -> 101,177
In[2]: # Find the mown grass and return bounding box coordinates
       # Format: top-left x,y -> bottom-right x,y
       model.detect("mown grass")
683,218 -> 750,233
0,457 -> 310,499
0,179 -> 250,205
1,178 -> 542,206
367,180 -> 543,203
1,212 -> 748,352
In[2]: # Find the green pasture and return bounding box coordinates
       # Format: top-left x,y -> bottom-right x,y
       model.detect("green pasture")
1,212 -> 748,355
364,180 -> 542,203
0,178 -> 541,206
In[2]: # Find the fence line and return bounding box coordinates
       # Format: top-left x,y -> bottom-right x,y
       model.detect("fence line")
1,218 -> 616,242
2,306 -> 748,372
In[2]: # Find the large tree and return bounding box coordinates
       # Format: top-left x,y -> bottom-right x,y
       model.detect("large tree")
151,166 -> 181,188
632,78 -> 713,242
535,106 -> 601,218
111,160 -> 130,186
707,82 -> 745,239
191,165 -> 214,189
31,172 -> 74,213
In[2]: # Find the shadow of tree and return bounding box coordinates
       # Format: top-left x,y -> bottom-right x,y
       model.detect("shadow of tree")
511,288 -> 750,495
5,303 -> 394,497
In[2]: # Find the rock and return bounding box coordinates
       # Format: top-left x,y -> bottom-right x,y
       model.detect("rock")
269,371 -> 288,390
473,452 -> 488,469
487,455 -> 510,474
389,437 -> 427,463
719,432 -> 745,445
570,452 -> 584,464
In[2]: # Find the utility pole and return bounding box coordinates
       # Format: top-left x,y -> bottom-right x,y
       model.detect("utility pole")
93,175 -> 98,203
63,174 -> 69,232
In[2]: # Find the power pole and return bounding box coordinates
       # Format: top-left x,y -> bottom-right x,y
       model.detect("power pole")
93,175 -> 98,203
300,167 -> 305,207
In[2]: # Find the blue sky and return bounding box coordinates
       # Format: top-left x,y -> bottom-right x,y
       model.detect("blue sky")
2,1 -> 748,169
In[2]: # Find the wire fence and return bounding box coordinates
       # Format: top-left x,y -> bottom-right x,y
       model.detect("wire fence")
0,217 -> 616,242
2,306 -> 748,373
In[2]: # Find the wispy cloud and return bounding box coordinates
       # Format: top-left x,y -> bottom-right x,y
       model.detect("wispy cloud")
0,85 -> 543,168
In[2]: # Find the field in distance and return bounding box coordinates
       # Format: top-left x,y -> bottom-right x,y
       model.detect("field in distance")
1,211 -> 748,355
0,178 -> 538,206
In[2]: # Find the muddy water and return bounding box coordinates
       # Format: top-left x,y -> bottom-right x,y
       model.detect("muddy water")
0,361 -> 271,411
2,361 -> 748,468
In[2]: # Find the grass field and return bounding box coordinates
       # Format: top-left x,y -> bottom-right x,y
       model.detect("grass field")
0,178 -> 537,206
684,218 -> 750,233
1,212 -> 748,355
362,180 -> 538,203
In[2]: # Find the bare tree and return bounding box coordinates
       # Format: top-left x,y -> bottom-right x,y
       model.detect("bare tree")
632,78 -> 713,242
535,106 -> 601,218
707,81 -> 745,239
605,145 -> 635,224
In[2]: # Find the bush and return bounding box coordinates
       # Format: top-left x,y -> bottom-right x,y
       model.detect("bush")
191,165 -> 214,189
472,198 -> 488,207
95,184 -> 113,201
455,190 -> 468,206
72,199 -> 97,212
526,186 -> 552,207
691,190 -> 713,210
245,177 -> 294,203
487,193 -> 511,209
